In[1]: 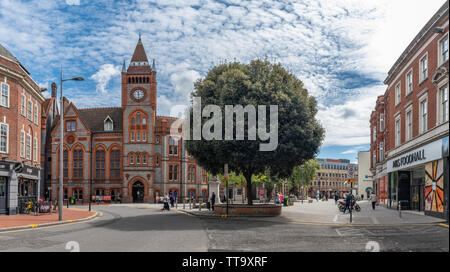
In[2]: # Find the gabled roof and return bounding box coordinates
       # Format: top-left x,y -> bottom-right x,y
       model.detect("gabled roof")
42,97 -> 55,117
0,44 -> 18,62
78,107 -> 123,133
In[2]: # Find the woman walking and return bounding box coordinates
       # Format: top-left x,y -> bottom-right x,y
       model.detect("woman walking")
369,192 -> 378,210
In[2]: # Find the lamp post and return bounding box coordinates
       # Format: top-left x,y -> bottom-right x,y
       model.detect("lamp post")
59,66 -> 83,221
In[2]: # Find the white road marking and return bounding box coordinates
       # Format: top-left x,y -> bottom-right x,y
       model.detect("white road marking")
333,215 -> 339,222
335,229 -> 343,236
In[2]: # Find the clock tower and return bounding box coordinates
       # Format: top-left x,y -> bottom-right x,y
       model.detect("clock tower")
121,36 -> 157,202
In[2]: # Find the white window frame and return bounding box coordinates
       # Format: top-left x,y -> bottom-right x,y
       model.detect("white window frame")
1,82 -> 10,108
33,137 -> 38,162
21,93 -> 26,116
26,134 -> 31,160
406,69 -> 413,95
379,141 -> 384,162
104,116 -> 114,131
395,115 -> 401,147
34,103 -> 38,125
27,99 -> 33,121
405,105 -> 413,141
380,113 -> 384,132
419,94 -> 428,134
20,130 -> 25,158
438,83 -> 449,124
395,82 -> 401,105
372,126 -> 376,142
0,122 -> 9,154
438,33 -> 449,66
419,53 -> 428,83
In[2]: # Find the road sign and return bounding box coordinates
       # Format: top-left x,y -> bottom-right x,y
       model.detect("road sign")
348,178 -> 355,183
348,166 -> 355,178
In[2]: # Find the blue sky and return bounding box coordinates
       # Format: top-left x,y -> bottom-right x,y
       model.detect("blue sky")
0,0 -> 446,163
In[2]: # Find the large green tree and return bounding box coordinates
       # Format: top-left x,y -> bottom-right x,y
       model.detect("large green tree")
185,59 -> 324,204
288,159 -> 321,197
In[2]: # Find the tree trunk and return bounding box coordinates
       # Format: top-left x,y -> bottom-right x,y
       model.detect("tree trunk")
244,171 -> 253,205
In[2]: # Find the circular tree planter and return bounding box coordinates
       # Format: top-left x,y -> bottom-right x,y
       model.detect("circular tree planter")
213,204 -> 282,217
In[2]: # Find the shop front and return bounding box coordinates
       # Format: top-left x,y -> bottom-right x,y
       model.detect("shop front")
386,137 -> 448,219
0,161 -> 40,215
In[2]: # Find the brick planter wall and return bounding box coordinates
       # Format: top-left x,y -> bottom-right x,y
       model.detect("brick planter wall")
213,204 -> 282,216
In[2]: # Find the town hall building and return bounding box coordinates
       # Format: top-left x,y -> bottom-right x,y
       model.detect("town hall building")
47,38 -> 209,204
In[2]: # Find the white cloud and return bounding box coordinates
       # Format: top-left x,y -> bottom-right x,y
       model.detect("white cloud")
0,0 -> 447,152
90,64 -> 121,94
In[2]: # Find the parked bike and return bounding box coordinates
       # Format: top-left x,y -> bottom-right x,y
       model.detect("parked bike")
338,199 -> 361,212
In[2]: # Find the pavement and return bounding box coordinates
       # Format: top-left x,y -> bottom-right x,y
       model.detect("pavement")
0,204 -> 447,252
0,208 -> 98,232
138,200 -> 448,226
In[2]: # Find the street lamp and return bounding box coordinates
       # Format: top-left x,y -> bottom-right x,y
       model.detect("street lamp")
59,66 -> 83,221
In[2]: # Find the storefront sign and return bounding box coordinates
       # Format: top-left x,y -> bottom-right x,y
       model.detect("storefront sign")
0,162 -> 8,170
39,201 -> 51,213
387,139 -> 444,172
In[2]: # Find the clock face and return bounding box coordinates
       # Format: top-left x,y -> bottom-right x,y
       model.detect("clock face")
133,89 -> 144,100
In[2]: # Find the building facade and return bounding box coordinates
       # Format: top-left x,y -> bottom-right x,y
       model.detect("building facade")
370,2 -> 449,219
47,38 -> 208,204
357,151 -> 373,199
0,44 -> 45,215
310,158 -> 358,198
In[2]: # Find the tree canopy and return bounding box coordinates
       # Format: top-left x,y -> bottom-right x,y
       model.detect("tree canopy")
185,59 -> 324,204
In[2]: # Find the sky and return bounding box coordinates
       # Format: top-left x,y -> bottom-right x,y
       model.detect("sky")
0,0 -> 447,163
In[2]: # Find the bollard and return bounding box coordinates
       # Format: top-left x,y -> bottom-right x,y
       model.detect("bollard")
199,198 -> 202,211
189,198 -> 192,210
398,201 -> 402,218
176,198 -> 178,209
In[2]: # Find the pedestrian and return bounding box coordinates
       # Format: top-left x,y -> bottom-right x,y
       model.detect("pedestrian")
163,194 -> 170,211
369,192 -> 378,210
334,193 -> 339,205
211,192 -> 216,211
279,193 -> 284,205
343,193 -> 352,214
325,193 -> 328,201
361,194 -> 364,201
170,195 -> 174,207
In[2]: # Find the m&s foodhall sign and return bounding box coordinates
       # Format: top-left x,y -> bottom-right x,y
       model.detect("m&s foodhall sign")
387,138 -> 444,172
392,149 -> 426,168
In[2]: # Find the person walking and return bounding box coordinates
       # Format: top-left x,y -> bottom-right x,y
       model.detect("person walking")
343,193 -> 352,214
210,192 -> 216,211
170,195 -> 174,208
334,193 -> 339,205
369,192 -> 378,210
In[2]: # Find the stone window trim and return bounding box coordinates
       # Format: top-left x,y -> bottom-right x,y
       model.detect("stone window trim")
419,52 -> 428,85
405,68 -> 413,97
405,104 -> 413,142
437,32 -> 449,67
395,81 -> 401,106
419,94 -> 428,135
0,122 -> 8,154
0,82 -> 9,108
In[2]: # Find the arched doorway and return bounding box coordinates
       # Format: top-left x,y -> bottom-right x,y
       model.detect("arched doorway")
132,181 -> 145,203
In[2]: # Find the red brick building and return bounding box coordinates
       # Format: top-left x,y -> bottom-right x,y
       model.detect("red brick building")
371,2 -> 449,219
0,44 -> 46,215
47,38 -> 208,204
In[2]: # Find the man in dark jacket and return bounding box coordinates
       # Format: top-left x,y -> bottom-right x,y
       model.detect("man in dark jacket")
211,192 -> 216,211
343,194 -> 352,214
334,193 -> 339,204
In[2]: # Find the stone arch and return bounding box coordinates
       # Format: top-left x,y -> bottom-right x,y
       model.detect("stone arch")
128,176 -> 150,203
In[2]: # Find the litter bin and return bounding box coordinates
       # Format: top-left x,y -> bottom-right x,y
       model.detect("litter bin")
206,201 -> 211,210
283,198 -> 288,206
70,197 -> 75,205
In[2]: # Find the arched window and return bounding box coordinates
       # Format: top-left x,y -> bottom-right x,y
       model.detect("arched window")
95,148 -> 106,179
110,149 -> 120,179
131,118 -> 135,126
73,148 -> 83,178
63,149 -> 69,178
